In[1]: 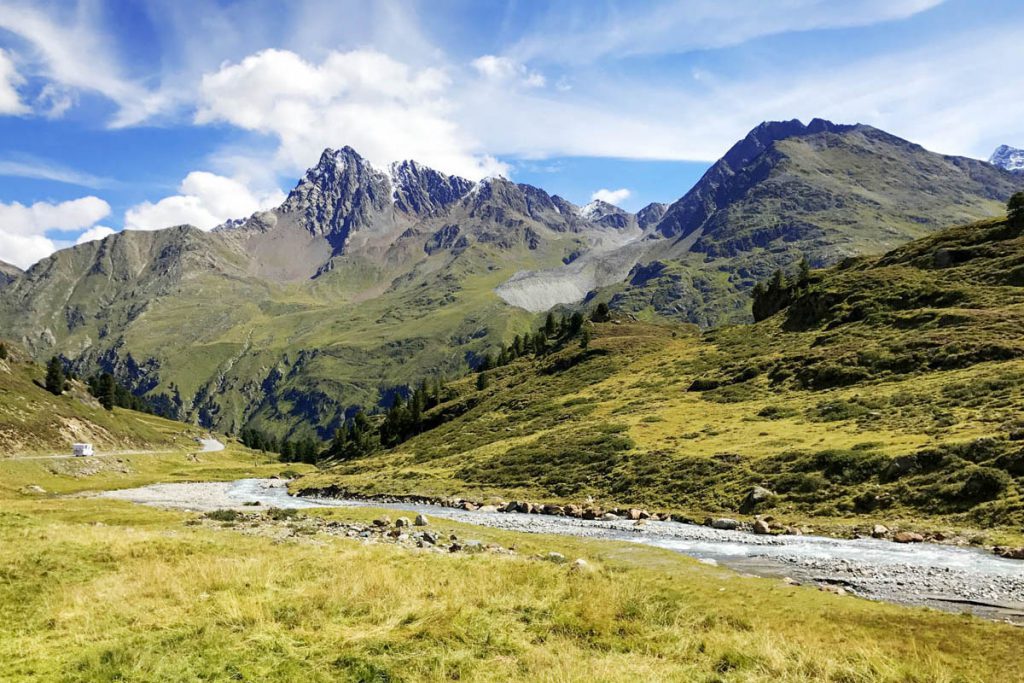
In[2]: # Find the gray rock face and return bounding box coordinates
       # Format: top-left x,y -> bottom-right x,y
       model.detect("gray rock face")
0,259 -> 22,289
989,144 -> 1024,174
280,146 -> 394,246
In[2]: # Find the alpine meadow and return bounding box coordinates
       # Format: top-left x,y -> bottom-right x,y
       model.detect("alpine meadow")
2,2 -> 1024,682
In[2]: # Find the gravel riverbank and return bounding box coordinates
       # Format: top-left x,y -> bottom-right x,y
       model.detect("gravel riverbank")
96,478 -> 1024,623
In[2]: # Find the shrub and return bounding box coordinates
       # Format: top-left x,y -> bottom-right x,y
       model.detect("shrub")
205,509 -> 241,522
957,467 -> 1012,501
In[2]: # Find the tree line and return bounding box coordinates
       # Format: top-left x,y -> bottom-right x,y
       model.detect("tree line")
42,355 -> 153,413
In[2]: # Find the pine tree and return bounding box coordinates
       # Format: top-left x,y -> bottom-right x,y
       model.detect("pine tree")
544,311 -> 556,336
97,373 -> 115,410
476,372 -> 490,390
568,311 -> 584,336
591,302 -> 610,323
45,356 -> 64,395
532,330 -> 547,355
797,255 -> 811,283
1010,191 -> 1024,228
579,327 -> 592,349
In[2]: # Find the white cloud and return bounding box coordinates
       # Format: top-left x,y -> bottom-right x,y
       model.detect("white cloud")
75,225 -> 116,244
0,196 -> 110,268
0,233 -> 54,269
196,48 -> 507,180
0,48 -> 28,114
0,196 -> 110,237
471,55 -> 545,88
591,188 -> 631,205
124,171 -> 285,231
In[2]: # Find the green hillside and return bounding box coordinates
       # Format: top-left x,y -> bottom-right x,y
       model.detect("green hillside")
300,214 -> 1024,536
0,343 -> 191,455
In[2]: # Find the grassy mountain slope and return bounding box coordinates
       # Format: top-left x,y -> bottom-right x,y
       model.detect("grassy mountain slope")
301,214 -> 1024,535
606,121 -> 1021,326
0,343 -> 189,455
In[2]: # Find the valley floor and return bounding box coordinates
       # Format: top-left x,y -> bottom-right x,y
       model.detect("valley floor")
2,445 -> 1023,682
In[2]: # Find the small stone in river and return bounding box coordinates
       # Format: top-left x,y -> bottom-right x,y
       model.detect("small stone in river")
710,518 -> 740,530
752,519 -> 771,535
893,531 -> 924,543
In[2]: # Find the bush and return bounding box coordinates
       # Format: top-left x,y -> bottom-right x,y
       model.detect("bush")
205,509 -> 241,522
957,467 -> 1012,501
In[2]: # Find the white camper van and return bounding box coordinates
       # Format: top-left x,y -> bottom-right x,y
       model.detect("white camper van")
72,443 -> 94,457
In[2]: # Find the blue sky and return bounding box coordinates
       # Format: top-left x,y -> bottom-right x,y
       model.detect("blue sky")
0,0 -> 1022,268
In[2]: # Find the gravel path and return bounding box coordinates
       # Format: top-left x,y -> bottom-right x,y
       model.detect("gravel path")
96,478 -> 1024,623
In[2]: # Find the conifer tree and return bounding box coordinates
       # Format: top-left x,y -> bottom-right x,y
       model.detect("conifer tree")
45,356 -> 64,395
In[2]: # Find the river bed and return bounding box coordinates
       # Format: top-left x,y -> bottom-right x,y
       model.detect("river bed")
97,478 -> 1024,622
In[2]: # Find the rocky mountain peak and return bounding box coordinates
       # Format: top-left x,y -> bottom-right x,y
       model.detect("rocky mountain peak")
280,146 -> 392,240
388,159 -> 475,215
636,202 -> 667,231
990,144 -> 1024,174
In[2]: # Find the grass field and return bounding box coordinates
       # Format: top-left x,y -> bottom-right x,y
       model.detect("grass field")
2,446 -> 1023,682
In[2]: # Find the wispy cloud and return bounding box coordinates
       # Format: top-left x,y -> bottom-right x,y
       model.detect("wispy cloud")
508,0 -> 946,64
0,2 -> 176,126
0,48 -> 28,114
0,154 -> 115,188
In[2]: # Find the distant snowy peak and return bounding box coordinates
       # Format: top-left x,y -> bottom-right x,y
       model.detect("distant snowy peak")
989,145 -> 1024,173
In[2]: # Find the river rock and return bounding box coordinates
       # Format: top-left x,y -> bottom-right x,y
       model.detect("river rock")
871,524 -> 889,538
541,504 -> 565,516
995,547 -> 1024,560
414,513 -> 429,526
461,501 -> 478,511
893,531 -> 924,544
565,504 -> 583,518
601,513 -> 620,521
710,518 -> 740,530
372,516 -> 391,527
478,505 -> 499,513
395,516 -> 412,528
421,531 -> 439,545
627,508 -> 650,521
752,519 -> 771,535
739,486 -> 776,514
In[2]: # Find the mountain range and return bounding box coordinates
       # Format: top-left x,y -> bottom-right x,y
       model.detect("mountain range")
0,119 -> 1019,439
